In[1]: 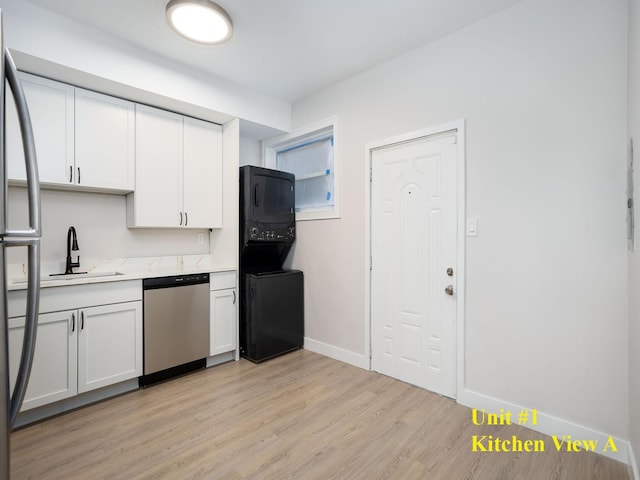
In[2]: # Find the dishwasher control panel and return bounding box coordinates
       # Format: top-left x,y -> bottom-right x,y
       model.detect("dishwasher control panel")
143,273 -> 210,290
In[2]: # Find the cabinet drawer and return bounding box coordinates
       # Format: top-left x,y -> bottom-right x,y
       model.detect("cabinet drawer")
8,280 -> 142,318
210,271 -> 236,291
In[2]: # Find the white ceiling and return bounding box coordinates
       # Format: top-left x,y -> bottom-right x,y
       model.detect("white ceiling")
27,0 -> 525,103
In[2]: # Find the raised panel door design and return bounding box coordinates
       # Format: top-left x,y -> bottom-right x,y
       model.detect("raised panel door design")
75,88 -> 135,191
8,311 -> 78,411
131,104 -> 183,227
371,133 -> 457,398
78,301 -> 142,394
210,289 -> 237,356
183,117 -> 223,228
6,72 -> 74,184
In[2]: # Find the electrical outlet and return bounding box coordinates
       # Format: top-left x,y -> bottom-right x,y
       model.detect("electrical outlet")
197,232 -> 204,244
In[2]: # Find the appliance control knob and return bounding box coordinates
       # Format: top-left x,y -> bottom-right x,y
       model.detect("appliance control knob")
250,227 -> 259,238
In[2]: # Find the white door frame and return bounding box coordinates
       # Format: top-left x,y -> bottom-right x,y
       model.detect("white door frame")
364,119 -> 466,398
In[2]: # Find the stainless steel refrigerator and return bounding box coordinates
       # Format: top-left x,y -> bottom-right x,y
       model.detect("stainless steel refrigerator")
0,10 -> 42,480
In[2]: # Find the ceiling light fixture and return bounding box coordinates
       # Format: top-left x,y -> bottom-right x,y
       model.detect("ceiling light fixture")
166,0 -> 233,45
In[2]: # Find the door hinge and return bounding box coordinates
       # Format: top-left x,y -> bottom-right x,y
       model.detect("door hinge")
369,165 -> 373,182
369,256 -> 373,270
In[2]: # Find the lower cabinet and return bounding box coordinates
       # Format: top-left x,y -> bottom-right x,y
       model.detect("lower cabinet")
8,281 -> 142,412
8,311 -> 77,411
210,272 -> 237,357
78,302 -> 142,393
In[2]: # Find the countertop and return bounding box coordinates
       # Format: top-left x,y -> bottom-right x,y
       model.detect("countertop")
8,255 -> 236,291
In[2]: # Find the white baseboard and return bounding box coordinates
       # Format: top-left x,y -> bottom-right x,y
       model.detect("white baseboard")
304,337 -> 369,369
206,351 -> 236,368
629,441 -> 639,480
459,389 -> 629,465
15,379 -> 139,428
303,340 -> 633,469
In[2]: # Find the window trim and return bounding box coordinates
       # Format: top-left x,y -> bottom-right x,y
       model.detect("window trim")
262,116 -> 340,221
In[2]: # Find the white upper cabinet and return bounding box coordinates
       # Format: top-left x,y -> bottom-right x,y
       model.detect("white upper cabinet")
6,73 -> 74,184
7,73 -> 135,192
129,104 -> 183,227
75,88 -> 135,191
183,116 -> 223,228
128,104 -> 222,228
7,72 -> 223,220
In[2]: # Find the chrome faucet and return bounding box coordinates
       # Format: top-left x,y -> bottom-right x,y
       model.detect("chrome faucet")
65,226 -> 80,274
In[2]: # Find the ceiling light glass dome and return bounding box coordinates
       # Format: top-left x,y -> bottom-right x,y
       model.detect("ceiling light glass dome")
166,0 -> 233,45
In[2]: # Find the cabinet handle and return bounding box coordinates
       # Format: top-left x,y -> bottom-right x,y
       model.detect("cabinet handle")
179,211 -> 183,226
71,313 -> 75,332
80,311 -> 85,330
232,290 -> 236,305
69,166 -> 73,183
77,167 -> 81,184
185,212 -> 188,226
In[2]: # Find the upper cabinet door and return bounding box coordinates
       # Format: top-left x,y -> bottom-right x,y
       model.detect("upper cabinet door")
131,104 -> 183,227
6,72 -> 74,185
183,117 -> 222,229
75,88 -> 135,191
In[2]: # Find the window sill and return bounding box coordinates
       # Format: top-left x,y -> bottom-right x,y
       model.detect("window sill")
296,208 -> 340,222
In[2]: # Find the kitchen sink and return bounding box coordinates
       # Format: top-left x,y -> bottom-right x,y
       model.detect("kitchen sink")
46,271 -> 125,281
12,271 -> 125,285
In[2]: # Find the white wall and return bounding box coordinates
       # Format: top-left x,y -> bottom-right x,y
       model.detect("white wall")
0,0 -> 290,131
629,0 -> 640,473
291,0 -> 629,440
239,136 -> 262,167
7,187 -> 209,273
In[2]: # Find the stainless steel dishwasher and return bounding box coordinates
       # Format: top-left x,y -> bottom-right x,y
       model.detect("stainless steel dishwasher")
141,273 -> 209,385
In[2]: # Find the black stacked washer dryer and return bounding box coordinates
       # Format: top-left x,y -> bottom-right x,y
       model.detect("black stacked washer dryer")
239,166 -> 304,362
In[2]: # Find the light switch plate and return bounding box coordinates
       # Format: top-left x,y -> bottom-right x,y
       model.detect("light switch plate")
466,218 -> 478,237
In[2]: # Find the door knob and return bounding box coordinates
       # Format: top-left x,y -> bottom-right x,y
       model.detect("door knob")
444,285 -> 454,296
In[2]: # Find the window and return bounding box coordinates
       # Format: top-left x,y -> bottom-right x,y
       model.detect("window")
277,135 -> 334,211
263,117 -> 339,221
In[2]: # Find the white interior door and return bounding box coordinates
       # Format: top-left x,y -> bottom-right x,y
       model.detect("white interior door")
371,132 -> 458,398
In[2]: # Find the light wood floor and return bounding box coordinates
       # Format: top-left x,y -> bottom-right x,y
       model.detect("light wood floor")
10,350 -> 629,479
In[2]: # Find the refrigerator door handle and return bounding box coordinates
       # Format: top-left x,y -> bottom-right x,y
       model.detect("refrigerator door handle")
3,47 -> 41,238
2,47 -> 42,427
7,239 -> 39,426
